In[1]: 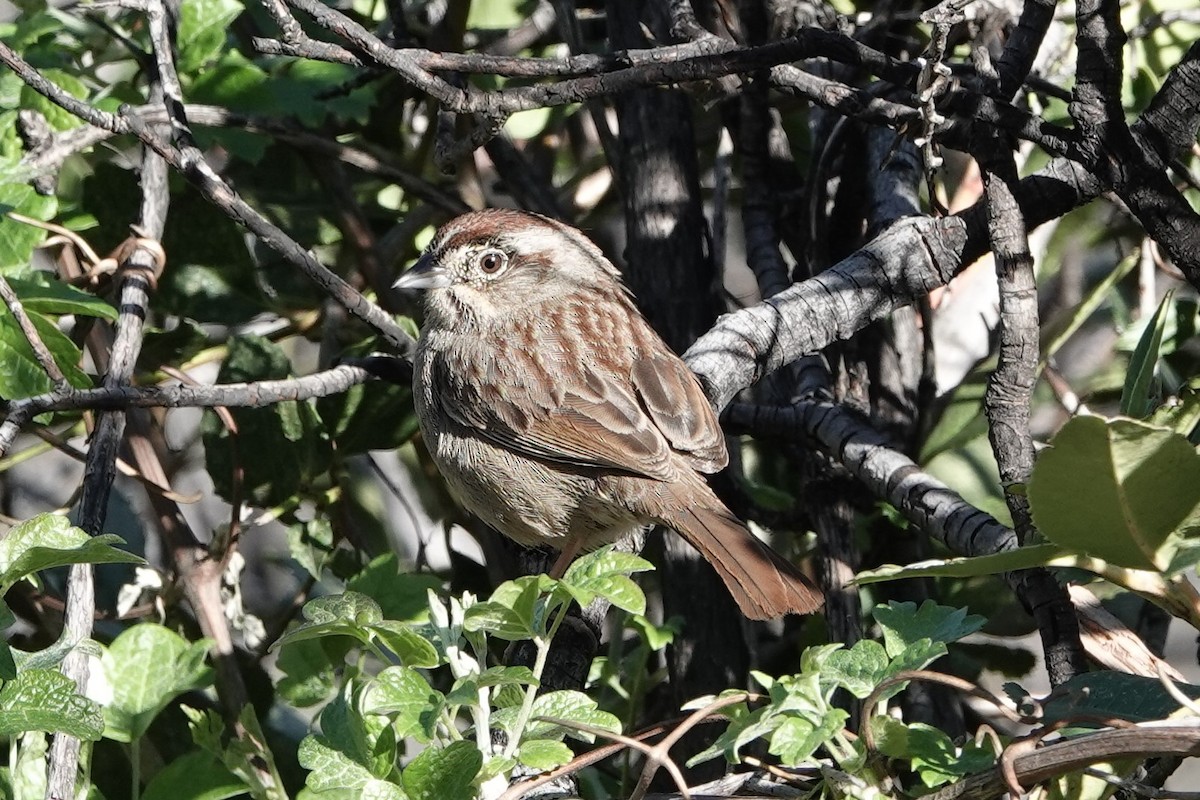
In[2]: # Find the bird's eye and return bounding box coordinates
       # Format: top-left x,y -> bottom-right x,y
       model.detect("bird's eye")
478,249 -> 508,275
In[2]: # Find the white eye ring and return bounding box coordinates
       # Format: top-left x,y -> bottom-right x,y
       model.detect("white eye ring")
478,249 -> 508,275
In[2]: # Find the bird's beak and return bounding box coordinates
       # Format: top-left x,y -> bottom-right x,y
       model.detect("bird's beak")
393,254 -> 452,290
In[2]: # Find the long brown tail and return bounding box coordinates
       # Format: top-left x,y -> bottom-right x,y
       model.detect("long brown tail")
662,500 -> 823,620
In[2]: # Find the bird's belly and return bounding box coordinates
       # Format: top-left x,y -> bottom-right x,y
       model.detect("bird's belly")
428,428 -> 644,550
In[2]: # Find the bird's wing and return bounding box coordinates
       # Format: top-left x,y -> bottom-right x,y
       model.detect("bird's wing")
430,352 -> 677,481
629,349 -> 728,474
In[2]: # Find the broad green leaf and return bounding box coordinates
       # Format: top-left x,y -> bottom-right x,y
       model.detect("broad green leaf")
1028,416 -> 1200,571
272,61 -> 376,126
889,638 -> 949,677
273,592 -> 384,651
287,517 -> 335,580
6,273 -> 116,320
767,711 -> 848,765
560,547 -> 653,615
345,554 -> 442,623
820,637 -> 946,702
316,375 -> 419,457
0,514 -> 142,588
694,706 -> 783,767
0,669 -> 103,739
504,108 -> 553,140
873,601 -> 986,658
0,310 -> 91,398
298,736 -> 403,798
821,640 -> 889,699
853,544 -> 1066,584
12,631 -> 95,675
464,580 -> 540,641
275,637 -> 340,707
517,739 -> 573,771
141,751 -> 248,800
177,0 -> 243,73
871,717 -> 994,787
366,622 -> 439,668
402,741 -> 481,800
1040,672 -> 1200,725
102,624 -> 213,742
203,335 -> 331,507
189,57 -> 272,163
319,686 -> 394,778
494,690 -> 620,743
1121,291 -> 1173,417
361,666 -> 443,743
18,69 -> 87,131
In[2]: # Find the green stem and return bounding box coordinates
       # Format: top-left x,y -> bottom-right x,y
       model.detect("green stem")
501,602 -> 569,760
131,737 -> 141,800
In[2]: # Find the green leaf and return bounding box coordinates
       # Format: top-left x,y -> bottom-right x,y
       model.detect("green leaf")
298,736 -> 404,798
0,514 -> 142,588
185,705 -> 287,799
0,310 -> 91,398
767,711 -> 848,765
463,578 -> 541,641
1040,672 -> 1200,726
0,183 -> 57,267
560,547 -> 653,614
853,544 -> 1066,584
177,0 -> 244,74
18,69 -> 87,131
8,730 -> 48,799
318,685 -> 394,778
446,666 -> 537,706
274,592 -> 384,651
921,369 -> 990,463
1028,416 -> 1200,571
871,717 -> 994,787
0,642 -> 14,681
0,669 -> 104,739
316,375 -> 419,456
821,640 -> 889,699
345,554 -> 443,622
1147,384 -> 1200,440
495,690 -> 621,744
1121,290 -> 1173,417
5,273 -> 116,320
889,638 -> 949,676
142,751 -> 249,800
366,622 -> 439,668
272,61 -> 377,126
102,624 -> 213,742
466,0 -> 527,28
287,517 -> 336,580
361,666 -> 444,743
203,335 -> 332,507
401,741 -> 481,800
275,636 -> 340,707
517,739 -> 573,771
873,601 -> 986,658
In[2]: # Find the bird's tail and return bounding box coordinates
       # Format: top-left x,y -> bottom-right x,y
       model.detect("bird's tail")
662,499 -> 823,620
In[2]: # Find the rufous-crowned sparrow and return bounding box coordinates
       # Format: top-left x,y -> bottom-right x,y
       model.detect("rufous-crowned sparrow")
394,209 -> 822,619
